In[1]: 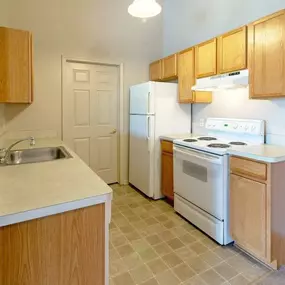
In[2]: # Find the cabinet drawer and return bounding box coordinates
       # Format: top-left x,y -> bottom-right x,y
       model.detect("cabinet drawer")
161,141 -> 173,154
230,156 -> 267,181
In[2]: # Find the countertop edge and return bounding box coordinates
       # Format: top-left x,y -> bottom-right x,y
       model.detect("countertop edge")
227,150 -> 285,163
0,192 -> 112,227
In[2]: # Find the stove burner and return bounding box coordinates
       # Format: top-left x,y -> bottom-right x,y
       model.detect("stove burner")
183,139 -> 198,143
229,142 -> 247,146
198,137 -> 217,141
208,143 -> 230,148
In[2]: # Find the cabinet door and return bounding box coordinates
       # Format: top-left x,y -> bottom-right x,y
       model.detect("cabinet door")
162,54 -> 178,80
178,48 -> 195,103
0,27 -> 33,103
149,60 -> 161,81
230,174 -> 268,259
248,10 -> 285,98
195,38 -> 217,78
161,151 -> 174,200
218,26 -> 247,74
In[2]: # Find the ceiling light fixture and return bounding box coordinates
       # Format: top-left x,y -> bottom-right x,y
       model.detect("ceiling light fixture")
128,0 -> 162,19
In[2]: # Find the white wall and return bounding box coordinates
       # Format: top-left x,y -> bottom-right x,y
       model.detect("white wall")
163,0 -> 285,145
0,0 -> 163,183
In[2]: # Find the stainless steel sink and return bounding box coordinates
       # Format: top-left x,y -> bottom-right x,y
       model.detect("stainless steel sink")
2,146 -> 72,166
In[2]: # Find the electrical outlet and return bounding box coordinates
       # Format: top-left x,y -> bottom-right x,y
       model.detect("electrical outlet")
200,119 -> 205,127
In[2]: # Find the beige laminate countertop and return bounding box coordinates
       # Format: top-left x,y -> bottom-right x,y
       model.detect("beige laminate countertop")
0,138 -> 112,227
160,133 -> 192,142
228,144 -> 285,163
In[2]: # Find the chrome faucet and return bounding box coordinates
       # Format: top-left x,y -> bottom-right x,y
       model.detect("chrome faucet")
0,137 -> 36,164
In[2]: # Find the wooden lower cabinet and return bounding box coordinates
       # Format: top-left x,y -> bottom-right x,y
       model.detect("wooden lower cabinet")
0,204 -> 106,285
230,156 -> 285,268
161,140 -> 174,200
230,174 -> 268,260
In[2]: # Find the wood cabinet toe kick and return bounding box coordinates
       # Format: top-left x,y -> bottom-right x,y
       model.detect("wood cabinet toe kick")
0,202 -> 111,285
230,156 -> 285,269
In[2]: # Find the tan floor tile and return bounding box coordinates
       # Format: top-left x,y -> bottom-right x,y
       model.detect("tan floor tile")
153,242 -> 173,256
200,269 -> 226,285
155,214 -> 169,223
138,247 -> 158,262
130,219 -> 148,229
117,244 -> 135,258
163,252 -> 183,268
182,223 -> 196,232
213,246 -> 239,260
120,225 -> 135,234
180,233 -> 197,245
113,272 -> 135,285
172,263 -> 196,282
190,230 -> 207,240
156,269 -> 181,285
242,264 -> 270,282
201,237 -> 220,250
189,242 -> 209,255
200,250 -> 223,267
146,234 -> 162,246
159,230 -> 175,241
139,277 -> 159,285
185,256 -> 211,274
182,275 -> 207,285
175,246 -> 198,261
171,226 -> 189,237
227,254 -> 257,273
110,260 -> 128,277
131,239 -> 150,253
125,230 -> 141,242
112,234 -> 129,248
147,224 -> 165,235
110,277 -> 116,285
144,217 -> 159,225
126,215 -> 141,223
130,264 -> 153,284
167,238 -> 185,250
147,257 -> 169,275
229,274 -> 250,285
163,220 -> 177,229
214,262 -> 239,280
121,252 -> 144,270
110,248 -> 121,261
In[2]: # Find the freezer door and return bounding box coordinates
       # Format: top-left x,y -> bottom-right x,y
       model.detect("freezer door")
129,115 -> 155,197
130,82 -> 155,115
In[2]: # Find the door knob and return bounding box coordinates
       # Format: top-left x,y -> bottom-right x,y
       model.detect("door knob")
110,129 -> 117,135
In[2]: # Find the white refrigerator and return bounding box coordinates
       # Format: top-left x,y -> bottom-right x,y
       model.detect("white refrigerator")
129,81 -> 191,199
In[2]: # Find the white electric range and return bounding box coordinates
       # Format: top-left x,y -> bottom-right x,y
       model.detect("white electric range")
173,118 -> 265,245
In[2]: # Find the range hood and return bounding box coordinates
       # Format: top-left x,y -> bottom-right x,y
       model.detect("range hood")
192,69 -> 249,91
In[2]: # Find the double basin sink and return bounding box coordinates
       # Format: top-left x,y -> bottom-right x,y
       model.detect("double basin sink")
1,146 -> 72,166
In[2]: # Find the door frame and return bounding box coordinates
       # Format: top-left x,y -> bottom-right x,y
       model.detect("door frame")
61,56 -> 124,184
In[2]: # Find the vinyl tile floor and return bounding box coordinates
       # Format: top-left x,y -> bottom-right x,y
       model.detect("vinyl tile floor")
109,185 -> 285,285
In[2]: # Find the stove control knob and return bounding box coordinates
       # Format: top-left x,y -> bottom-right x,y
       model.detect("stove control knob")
244,124 -> 249,131
251,125 -> 256,131
233,124 -> 238,129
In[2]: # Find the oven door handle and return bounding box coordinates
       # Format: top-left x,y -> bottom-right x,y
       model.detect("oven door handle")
174,147 -> 223,165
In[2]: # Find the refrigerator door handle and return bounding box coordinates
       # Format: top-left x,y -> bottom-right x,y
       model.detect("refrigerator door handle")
148,92 -> 151,114
147,116 -> 151,152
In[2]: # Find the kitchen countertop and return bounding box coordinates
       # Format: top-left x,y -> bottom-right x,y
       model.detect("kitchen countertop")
227,144 -> 285,163
160,133 -> 192,142
0,138 -> 112,227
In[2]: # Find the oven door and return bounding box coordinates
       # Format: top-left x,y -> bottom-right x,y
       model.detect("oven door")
174,145 -> 225,220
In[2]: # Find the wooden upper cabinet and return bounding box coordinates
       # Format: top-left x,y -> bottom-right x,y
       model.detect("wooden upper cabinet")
178,48 -> 195,103
195,38 -> 217,78
248,10 -> 285,99
0,27 -> 33,103
178,48 -> 212,103
230,173 -> 268,260
149,60 -> 161,81
161,54 -> 178,80
218,26 -> 247,74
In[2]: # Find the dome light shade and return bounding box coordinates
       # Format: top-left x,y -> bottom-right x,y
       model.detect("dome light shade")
128,0 -> 162,18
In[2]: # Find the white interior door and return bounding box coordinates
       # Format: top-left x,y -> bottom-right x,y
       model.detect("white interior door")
63,61 -> 119,184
